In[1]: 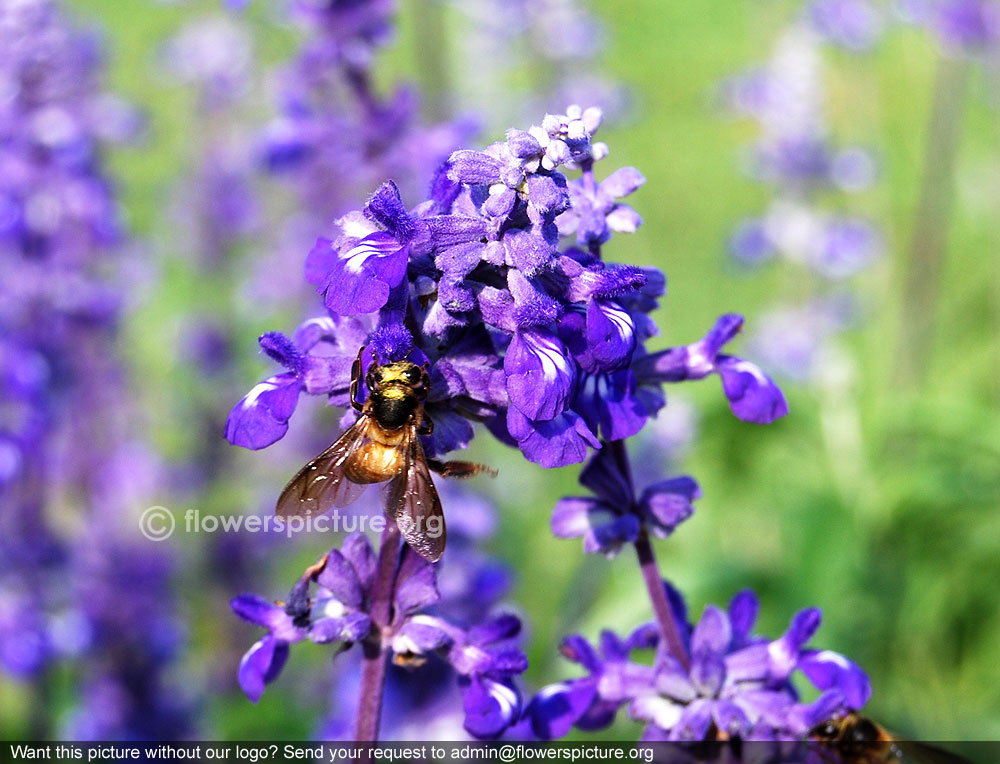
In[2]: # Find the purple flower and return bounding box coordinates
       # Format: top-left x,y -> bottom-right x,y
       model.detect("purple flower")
729,218 -> 776,267
319,232 -> 411,315
528,587 -> 871,741
528,625 -> 659,739
635,314 -> 789,424
743,298 -> 854,383
558,166 -> 645,247
233,534 -> 528,738
231,595 -> 305,703
232,536 -> 379,703
318,490 -> 518,741
505,329 -> 575,421
551,445 -> 699,555
233,107 -> 787,475
225,316 -> 368,449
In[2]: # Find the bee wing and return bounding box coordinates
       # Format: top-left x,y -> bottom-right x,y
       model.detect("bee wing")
275,416 -> 373,518
386,427 -> 445,562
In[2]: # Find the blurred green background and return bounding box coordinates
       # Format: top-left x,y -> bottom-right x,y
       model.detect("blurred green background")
4,0 -> 996,742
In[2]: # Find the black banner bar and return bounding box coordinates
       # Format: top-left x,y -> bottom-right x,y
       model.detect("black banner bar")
2,740 -> 994,764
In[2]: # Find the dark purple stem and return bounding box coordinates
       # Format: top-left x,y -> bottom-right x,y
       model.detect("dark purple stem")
353,520 -> 402,742
607,440 -> 691,670
634,532 -> 690,671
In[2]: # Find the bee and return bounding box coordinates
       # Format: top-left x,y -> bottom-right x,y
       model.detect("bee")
276,346 -> 495,562
809,712 -> 971,764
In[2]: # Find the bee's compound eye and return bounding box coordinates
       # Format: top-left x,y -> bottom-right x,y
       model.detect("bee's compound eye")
405,366 -> 421,384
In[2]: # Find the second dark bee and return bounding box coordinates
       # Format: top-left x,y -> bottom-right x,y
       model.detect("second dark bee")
809,712 -> 972,764
276,346 -> 494,562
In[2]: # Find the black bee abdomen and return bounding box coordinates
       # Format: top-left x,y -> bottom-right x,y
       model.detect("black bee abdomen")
373,391 -> 417,429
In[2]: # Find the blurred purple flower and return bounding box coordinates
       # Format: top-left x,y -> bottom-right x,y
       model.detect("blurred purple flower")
160,17 -> 253,108
720,25 -> 883,285
806,0 -> 884,50
0,0 -> 190,738
902,0 -> 1000,53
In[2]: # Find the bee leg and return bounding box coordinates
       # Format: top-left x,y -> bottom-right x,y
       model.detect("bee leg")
349,345 -> 365,412
428,459 -> 498,479
418,415 -> 434,436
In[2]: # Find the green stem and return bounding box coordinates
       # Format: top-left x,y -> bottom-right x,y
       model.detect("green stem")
894,56 -> 970,388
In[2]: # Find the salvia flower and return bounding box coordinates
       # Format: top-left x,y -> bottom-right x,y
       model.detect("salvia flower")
634,314 -> 789,424
319,489 -> 518,740
527,587 -> 871,741
229,107 -> 787,471
232,532 -> 528,738
551,445 -> 699,556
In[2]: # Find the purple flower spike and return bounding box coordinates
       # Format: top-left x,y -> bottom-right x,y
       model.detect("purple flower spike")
532,586 -> 872,741
233,107 -> 730,470
232,536 -> 528,729
635,314 -> 789,424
